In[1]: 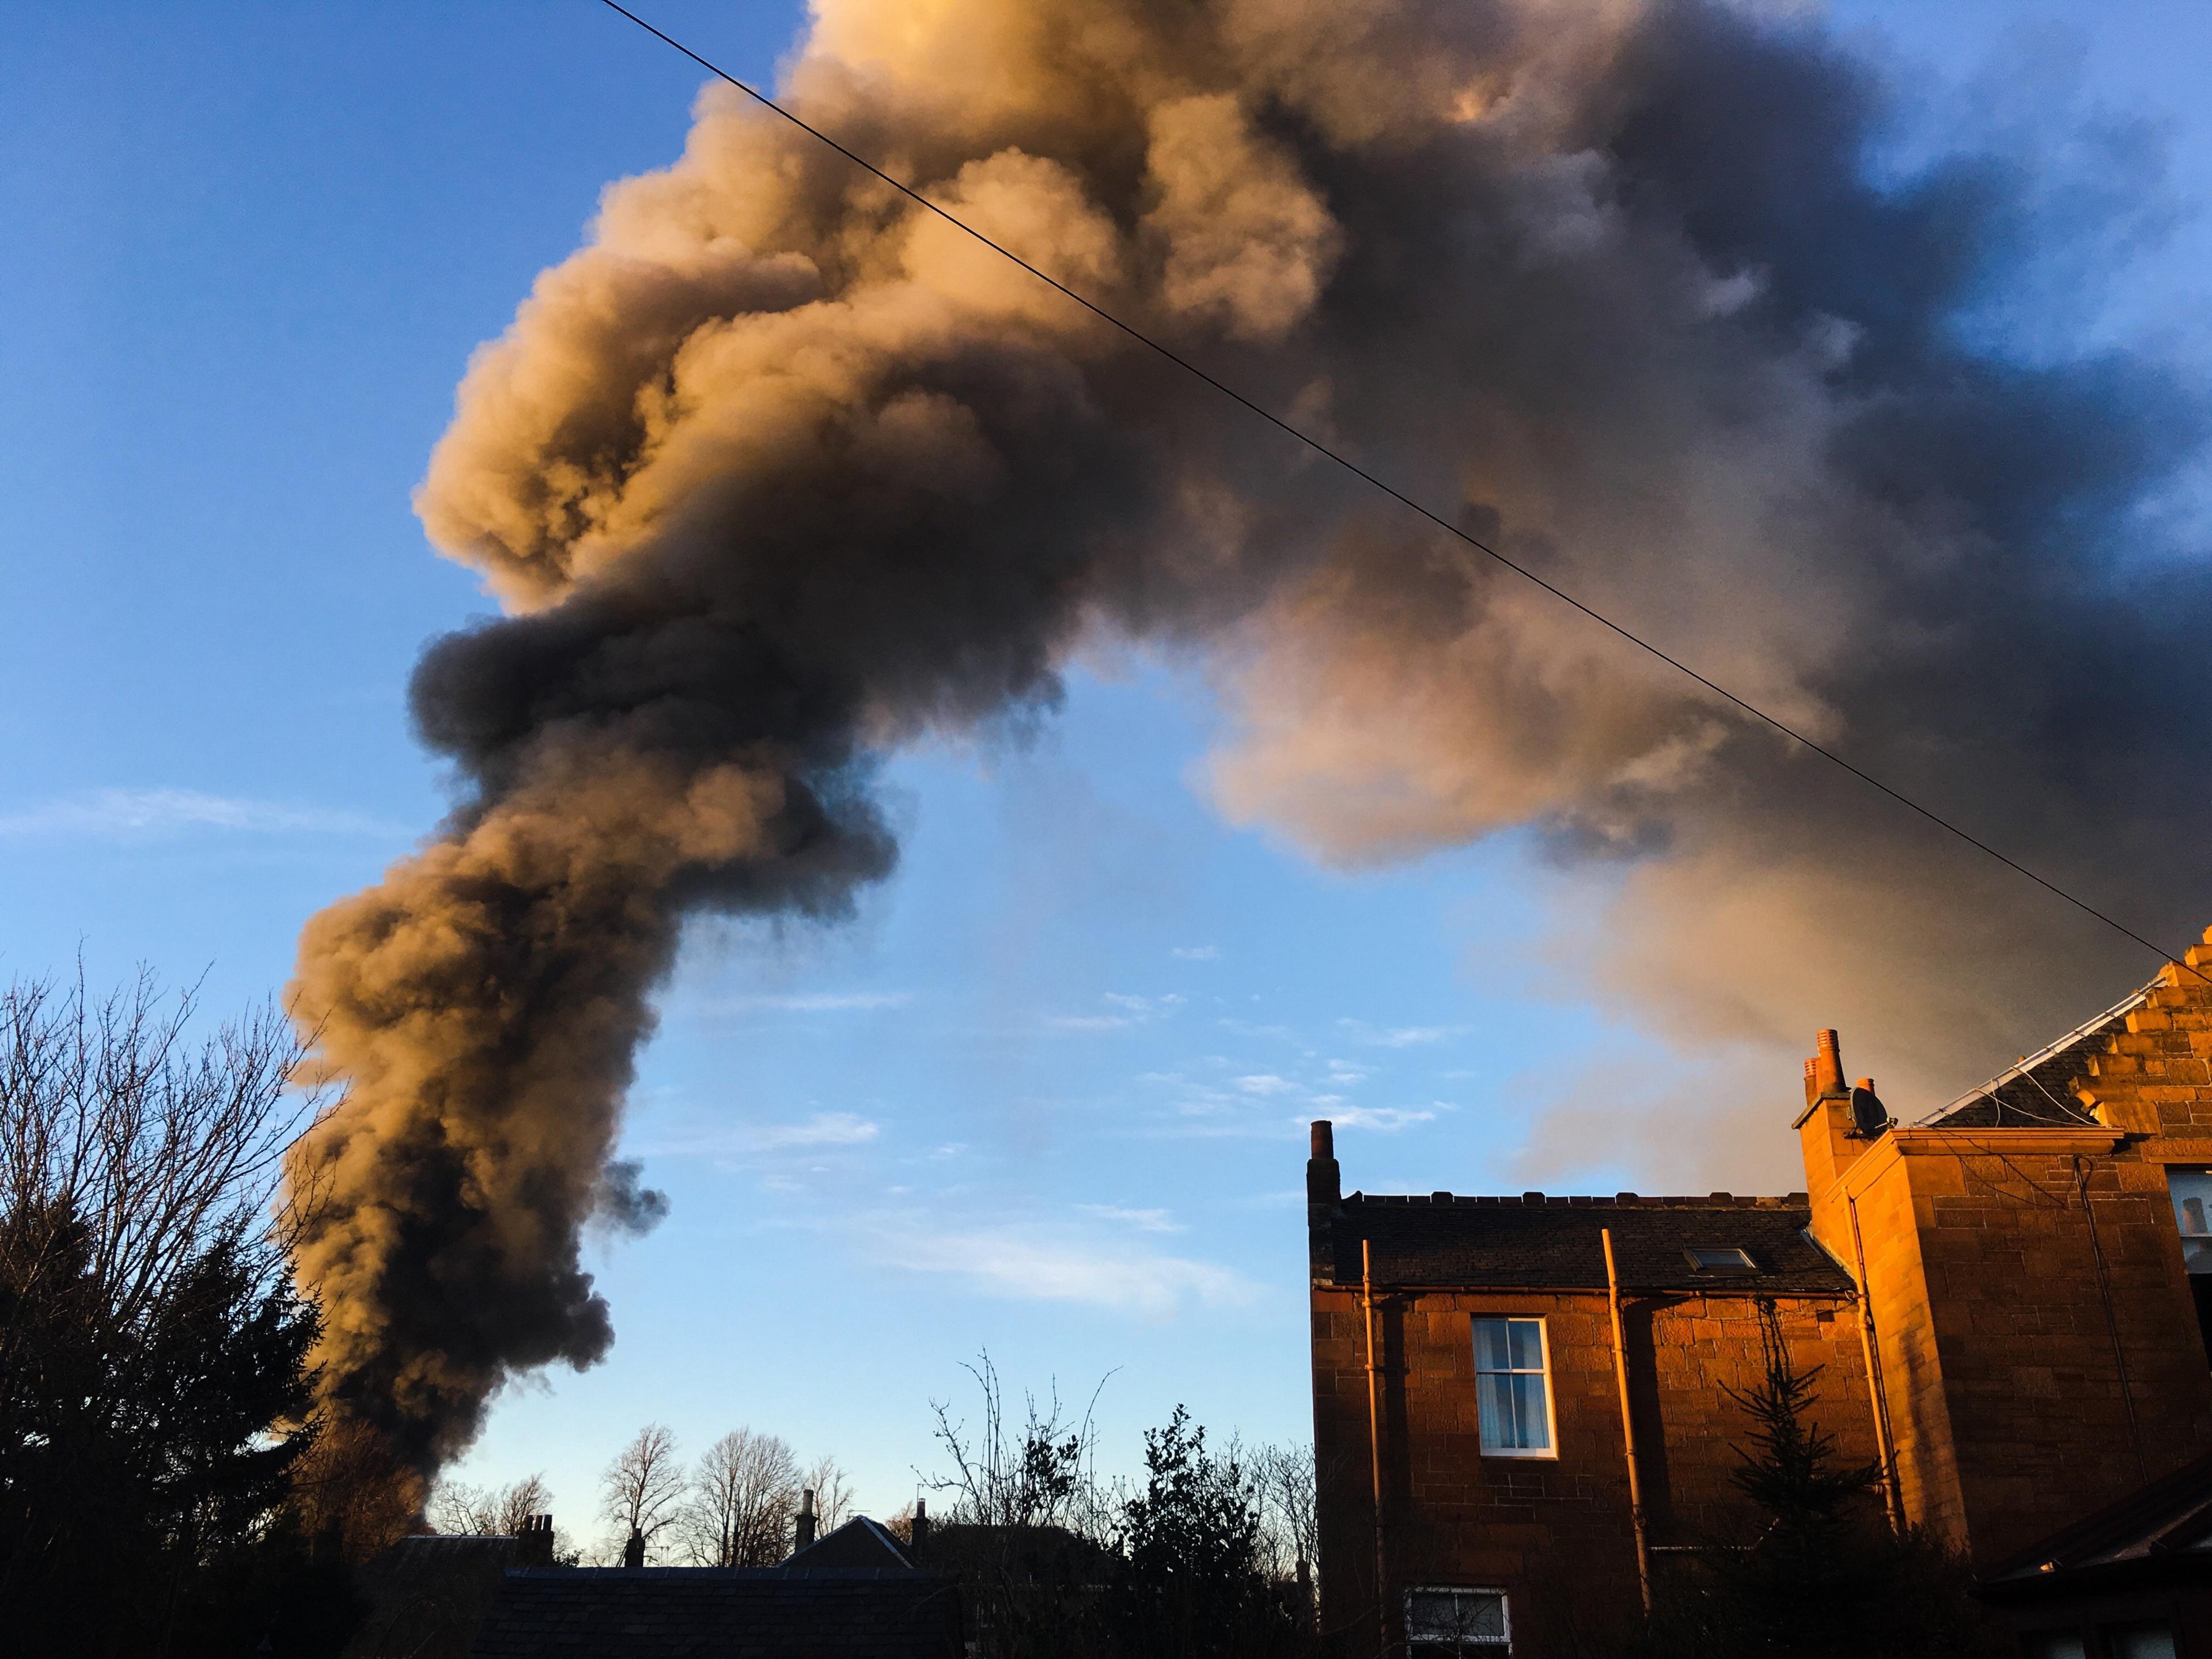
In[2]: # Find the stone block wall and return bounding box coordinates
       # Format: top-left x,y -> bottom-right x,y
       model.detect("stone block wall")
2080,942 -> 2212,1138
1817,1124 -> 2212,1563
1313,1284 -> 1869,1657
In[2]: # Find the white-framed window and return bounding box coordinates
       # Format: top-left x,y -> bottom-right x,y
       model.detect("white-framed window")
1472,1317 -> 1554,1457
1407,1585 -> 1510,1653
2168,1169 -> 2212,1274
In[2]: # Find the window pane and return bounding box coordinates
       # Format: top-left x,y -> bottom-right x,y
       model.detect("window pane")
1506,1319 -> 1543,1370
2170,1170 -> 2212,1274
1508,1373 -> 1550,1450
1474,1318 -> 1513,1372
2106,1625 -> 2177,1659
1476,1373 -> 1550,1451
2022,1634 -> 2088,1659
1477,1373 -> 1512,1448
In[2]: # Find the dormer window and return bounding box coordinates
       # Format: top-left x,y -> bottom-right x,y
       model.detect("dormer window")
1685,1247 -> 1756,1275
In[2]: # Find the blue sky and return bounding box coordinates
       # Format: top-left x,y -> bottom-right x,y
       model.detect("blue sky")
6,1 -> 2208,1540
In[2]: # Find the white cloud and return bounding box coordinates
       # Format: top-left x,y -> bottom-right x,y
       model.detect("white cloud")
0,787 -> 400,840
1047,1013 -> 1133,1032
1076,1203 -> 1184,1233
715,990 -> 913,1013
1094,991 -> 1187,1020
1217,1018 -> 1295,1040
1171,945 -> 1221,961
647,1111 -> 880,1159
1234,1073 -> 1297,1096
1338,1018 -> 1470,1048
1320,1105 -> 1441,1132
885,1222 -> 1252,1315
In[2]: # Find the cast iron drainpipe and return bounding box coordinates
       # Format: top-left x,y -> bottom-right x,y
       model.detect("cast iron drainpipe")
1363,1238 -> 1391,1653
1601,1228 -> 1653,1614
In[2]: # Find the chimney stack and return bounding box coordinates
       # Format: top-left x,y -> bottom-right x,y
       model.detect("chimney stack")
517,1513 -> 555,1567
1307,1119 -> 1340,1206
910,1497 -> 929,1556
1796,1029 -> 1881,1256
1809,1029 -> 1846,1103
796,1488 -> 817,1551
622,1530 -> 645,1569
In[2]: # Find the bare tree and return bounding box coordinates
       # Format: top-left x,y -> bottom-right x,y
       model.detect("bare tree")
288,1416 -> 425,1567
0,969 -> 330,1370
600,1425 -> 687,1561
0,968 -> 341,1650
803,1454 -> 856,1534
925,1350 -> 1112,1539
680,1429 -> 799,1566
1245,1442 -> 1320,1580
430,1472 -> 554,1537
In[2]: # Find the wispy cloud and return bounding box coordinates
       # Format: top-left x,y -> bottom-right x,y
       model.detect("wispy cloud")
882,1221 -> 1252,1315
1234,1074 -> 1297,1096
644,1111 -> 880,1159
1047,990 -> 1187,1033
1319,1104 -> 1444,1132
1217,1018 -> 1296,1041
1337,1018 -> 1471,1049
1076,1203 -> 1184,1233
1104,991 -> 1185,1014
1171,945 -> 1221,961
0,788 -> 400,840
716,991 -> 913,1013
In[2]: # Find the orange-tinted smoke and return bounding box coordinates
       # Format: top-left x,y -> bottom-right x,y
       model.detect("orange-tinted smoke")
286,0 -> 2212,1456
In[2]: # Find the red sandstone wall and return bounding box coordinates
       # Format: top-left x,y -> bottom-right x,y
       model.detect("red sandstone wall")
2079,950 -> 2212,1138
1831,1128 -> 2212,1565
1312,1286 -> 1869,1657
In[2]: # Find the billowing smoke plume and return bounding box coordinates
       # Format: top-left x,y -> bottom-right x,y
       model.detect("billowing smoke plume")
286,0 -> 2212,1459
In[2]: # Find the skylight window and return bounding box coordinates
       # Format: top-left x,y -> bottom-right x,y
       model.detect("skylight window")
1685,1247 -> 1756,1274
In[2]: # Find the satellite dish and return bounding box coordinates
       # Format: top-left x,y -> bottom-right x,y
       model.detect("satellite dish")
1849,1083 -> 1889,1138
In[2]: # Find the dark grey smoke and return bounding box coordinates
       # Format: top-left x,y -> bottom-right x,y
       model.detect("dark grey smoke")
283,0 -> 2211,1462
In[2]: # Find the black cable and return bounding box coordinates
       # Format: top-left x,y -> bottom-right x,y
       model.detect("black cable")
594,0 -> 2200,978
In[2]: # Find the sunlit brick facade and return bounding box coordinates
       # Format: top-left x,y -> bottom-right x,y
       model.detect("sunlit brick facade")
1310,929 -> 2212,1658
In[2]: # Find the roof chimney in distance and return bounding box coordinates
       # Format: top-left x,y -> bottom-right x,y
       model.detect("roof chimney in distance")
796,1488 -> 817,1551
517,1514 -> 554,1567
910,1497 -> 929,1558
622,1530 -> 644,1569
1308,1120 -> 1340,1206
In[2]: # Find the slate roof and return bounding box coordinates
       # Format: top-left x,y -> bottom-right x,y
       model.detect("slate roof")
471,1568 -> 964,1659
1324,1193 -> 1851,1294
1980,1449 -> 2212,1603
1922,978 -> 2157,1129
784,1518 -> 916,1575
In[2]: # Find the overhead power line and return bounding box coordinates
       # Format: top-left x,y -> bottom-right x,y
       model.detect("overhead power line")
594,0 -> 2200,980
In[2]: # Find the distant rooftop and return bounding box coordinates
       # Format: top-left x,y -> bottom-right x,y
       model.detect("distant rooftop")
472,1567 -> 963,1659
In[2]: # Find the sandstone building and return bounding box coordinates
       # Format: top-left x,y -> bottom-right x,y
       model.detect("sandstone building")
1309,932 -> 2212,1656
